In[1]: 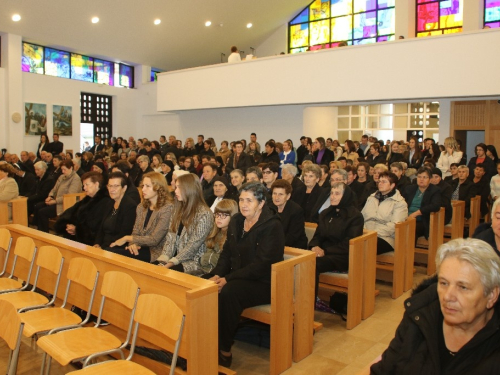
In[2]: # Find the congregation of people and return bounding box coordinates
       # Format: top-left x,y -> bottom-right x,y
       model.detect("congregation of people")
1,129 -> 500,370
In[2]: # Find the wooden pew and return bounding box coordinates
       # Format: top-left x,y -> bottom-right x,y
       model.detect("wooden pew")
376,217 -> 416,299
0,224 -> 220,375
465,195 -> 481,237
63,192 -> 87,211
241,247 -> 316,375
0,197 -> 28,226
318,230 -> 378,330
443,200 -> 465,241
414,207 -> 445,276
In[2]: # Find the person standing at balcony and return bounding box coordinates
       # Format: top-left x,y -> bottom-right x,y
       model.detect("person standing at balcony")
228,46 -> 241,63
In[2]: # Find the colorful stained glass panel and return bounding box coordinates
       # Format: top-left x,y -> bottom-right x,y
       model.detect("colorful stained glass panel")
377,0 -> 395,8
417,3 -> 439,31
440,0 -> 463,28
310,0 -> 330,20
94,59 -> 114,86
354,11 -> 377,39
71,54 -> 94,82
44,48 -> 70,78
291,8 -> 309,25
485,0 -> 500,22
331,16 -> 353,41
331,0 -> 352,16
290,24 -> 309,48
119,64 -> 133,88
22,43 -> 44,74
354,0 -> 377,13
378,8 -> 395,35
310,20 -> 330,45
485,21 -> 500,28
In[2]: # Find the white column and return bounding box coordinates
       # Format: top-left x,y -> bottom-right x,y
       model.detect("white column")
395,0 -> 416,38
438,99 -> 451,144
463,0 -> 484,32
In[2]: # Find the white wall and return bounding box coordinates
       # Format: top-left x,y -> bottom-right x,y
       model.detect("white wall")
256,24 -> 287,58
303,107 -> 338,140
158,29 -> 500,111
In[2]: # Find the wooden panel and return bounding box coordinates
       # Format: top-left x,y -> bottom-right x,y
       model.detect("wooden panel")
451,101 -> 487,130
1,224 -> 219,375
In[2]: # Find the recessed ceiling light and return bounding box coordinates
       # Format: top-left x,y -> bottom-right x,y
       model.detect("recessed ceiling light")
91,17 -> 99,24
154,19 -> 161,25
12,14 -> 21,22
205,21 -> 212,27
247,23 -> 253,28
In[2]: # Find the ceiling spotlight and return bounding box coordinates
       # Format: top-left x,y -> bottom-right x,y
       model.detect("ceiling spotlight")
12,14 -> 21,22
205,21 -> 212,27
91,17 -> 99,24
154,19 -> 161,25
247,23 -> 253,28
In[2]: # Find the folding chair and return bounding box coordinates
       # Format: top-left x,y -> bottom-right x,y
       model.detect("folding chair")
0,237 -> 37,293
0,300 -> 24,375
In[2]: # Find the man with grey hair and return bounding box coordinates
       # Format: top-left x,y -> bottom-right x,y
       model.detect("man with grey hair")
19,150 -> 35,174
449,165 -> 476,220
27,161 -> 56,215
309,169 -> 351,223
282,164 -> 306,205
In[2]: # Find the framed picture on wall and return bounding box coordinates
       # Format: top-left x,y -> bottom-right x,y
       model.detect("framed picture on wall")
24,102 -> 47,135
53,105 -> 73,136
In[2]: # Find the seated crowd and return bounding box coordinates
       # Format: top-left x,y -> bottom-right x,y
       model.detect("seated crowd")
1,131 -> 500,368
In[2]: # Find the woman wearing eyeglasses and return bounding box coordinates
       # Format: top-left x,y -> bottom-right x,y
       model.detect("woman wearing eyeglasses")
196,199 -> 238,275
110,172 -> 174,263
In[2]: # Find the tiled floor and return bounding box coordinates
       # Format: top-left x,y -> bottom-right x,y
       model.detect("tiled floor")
0,271 -> 428,375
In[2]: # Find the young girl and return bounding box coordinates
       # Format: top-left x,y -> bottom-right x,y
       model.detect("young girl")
198,199 -> 238,274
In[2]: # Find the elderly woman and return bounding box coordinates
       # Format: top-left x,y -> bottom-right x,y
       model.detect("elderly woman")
156,173 -> 213,273
437,137 -> 463,178
271,179 -> 308,249
0,163 -> 19,202
28,161 -> 56,215
206,176 -> 235,211
300,163 -> 323,222
34,160 -> 82,233
371,238 -> 500,374
134,154 -> 153,186
94,172 -> 137,254
366,143 -> 386,167
362,171 -> 408,254
54,171 -> 111,245
110,172 -> 173,263
308,182 -> 364,296
206,182 -> 285,367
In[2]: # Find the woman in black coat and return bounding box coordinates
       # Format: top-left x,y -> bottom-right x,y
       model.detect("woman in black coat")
206,182 -> 284,367
37,134 -> 51,159
271,179 -> 308,249
468,143 -> 497,179
312,137 -> 334,166
300,164 -> 324,222
55,171 -> 111,245
94,172 -> 138,256
308,183 -> 364,296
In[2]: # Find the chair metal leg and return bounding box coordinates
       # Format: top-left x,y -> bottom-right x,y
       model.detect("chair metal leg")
40,352 -> 47,375
6,350 -> 12,375
46,356 -> 52,375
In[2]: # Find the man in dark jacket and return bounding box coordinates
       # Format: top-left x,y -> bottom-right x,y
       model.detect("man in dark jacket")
226,141 -> 252,175
390,162 -> 411,195
28,161 -> 56,215
403,167 -> 442,240
430,168 -> 453,225
49,133 -> 64,156
261,141 -> 280,164
449,165 -> 477,219
89,135 -> 104,155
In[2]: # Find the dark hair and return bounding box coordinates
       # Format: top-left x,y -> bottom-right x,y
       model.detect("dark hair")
271,179 -> 292,195
81,171 -> 104,187
113,160 -> 131,174
356,162 -> 370,173
66,152 -> 73,159
337,156 -> 347,162
487,145 -> 499,161
234,141 -> 243,147
378,171 -> 398,185
370,143 -> 380,152
475,143 -> 488,156
53,155 -> 63,162
344,140 -> 355,153
251,133 -> 256,137
344,165 -> 356,174
202,162 -> 218,172
265,141 -> 276,149
315,137 -> 326,149
417,167 -> 432,178
61,159 -> 74,169
450,163 -> 460,169
390,162 -> 404,171
240,181 -> 267,203
107,171 -> 127,187
263,162 -> 279,174
475,163 -> 486,172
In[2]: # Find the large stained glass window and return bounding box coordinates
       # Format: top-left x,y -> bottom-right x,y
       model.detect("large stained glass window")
485,0 -> 500,28
22,43 -> 44,74
21,42 -> 134,88
44,48 -> 70,78
416,0 -> 463,37
289,0 -> 395,53
71,54 -> 94,82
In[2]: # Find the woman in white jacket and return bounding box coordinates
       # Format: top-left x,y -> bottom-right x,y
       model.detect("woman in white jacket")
362,171 -> 408,254
437,137 -> 463,178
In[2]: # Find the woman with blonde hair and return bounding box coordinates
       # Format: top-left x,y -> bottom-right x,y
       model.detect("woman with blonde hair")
437,136 -> 463,178
151,153 -> 163,173
110,172 -> 173,263
156,173 -> 214,274
197,199 -> 238,275
183,137 -> 196,157
166,152 -> 180,170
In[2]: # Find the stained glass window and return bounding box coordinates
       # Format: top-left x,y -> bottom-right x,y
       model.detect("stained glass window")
71,54 -> 94,82
94,59 -> 114,86
150,70 -> 161,82
44,48 -> 70,78
417,0 -> 463,37
119,64 -> 134,88
485,0 -> 500,28
288,0 -> 395,54
22,43 -> 44,74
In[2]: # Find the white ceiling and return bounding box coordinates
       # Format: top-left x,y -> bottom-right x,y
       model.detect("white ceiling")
0,0 -> 308,71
